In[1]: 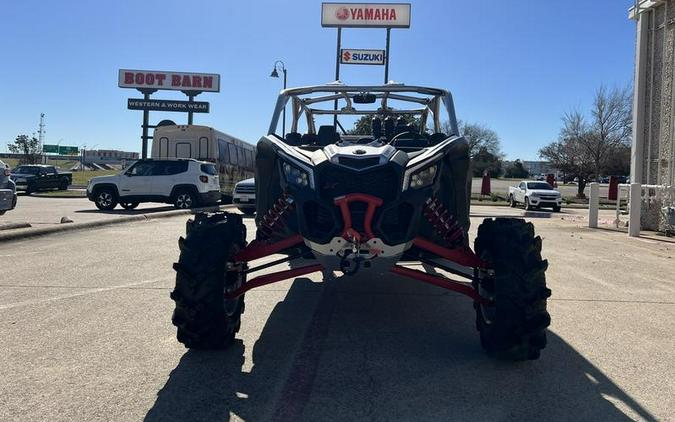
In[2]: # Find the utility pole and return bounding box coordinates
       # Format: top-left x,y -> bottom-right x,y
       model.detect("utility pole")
38,113 -> 46,163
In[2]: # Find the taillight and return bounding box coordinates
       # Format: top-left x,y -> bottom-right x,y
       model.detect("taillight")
199,175 -> 208,183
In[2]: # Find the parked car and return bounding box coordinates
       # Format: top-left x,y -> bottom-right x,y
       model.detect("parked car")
10,164 -> 72,193
232,178 -> 255,215
86,159 -> 220,210
508,180 -> 562,211
0,160 -> 17,215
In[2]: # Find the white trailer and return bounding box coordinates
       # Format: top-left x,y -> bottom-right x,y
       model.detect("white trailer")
151,124 -> 255,197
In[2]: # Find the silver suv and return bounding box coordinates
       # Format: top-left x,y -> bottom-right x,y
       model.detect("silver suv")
0,160 -> 18,216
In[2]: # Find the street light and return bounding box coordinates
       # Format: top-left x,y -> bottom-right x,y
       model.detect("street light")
270,60 -> 287,137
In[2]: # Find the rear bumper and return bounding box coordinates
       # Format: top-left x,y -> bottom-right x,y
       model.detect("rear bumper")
199,190 -> 221,205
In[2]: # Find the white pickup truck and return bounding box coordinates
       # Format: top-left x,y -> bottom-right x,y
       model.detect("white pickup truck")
508,180 -> 562,212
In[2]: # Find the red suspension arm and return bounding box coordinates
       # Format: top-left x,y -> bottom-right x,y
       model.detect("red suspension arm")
412,237 -> 487,268
225,264 -> 323,299
391,265 -> 490,304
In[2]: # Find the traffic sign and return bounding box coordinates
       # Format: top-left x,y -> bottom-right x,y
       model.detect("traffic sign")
60,146 -> 79,155
42,145 -> 79,155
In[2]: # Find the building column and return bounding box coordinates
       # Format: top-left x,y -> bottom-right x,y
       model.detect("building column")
631,9 -> 650,185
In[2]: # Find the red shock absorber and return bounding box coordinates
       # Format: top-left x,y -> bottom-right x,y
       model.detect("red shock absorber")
259,193 -> 295,238
423,197 -> 465,248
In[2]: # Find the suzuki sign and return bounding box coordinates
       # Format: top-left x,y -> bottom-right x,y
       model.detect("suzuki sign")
118,69 -> 220,92
340,49 -> 385,65
321,3 -> 411,28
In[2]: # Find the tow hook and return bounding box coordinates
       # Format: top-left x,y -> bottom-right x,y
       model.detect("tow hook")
340,251 -> 364,276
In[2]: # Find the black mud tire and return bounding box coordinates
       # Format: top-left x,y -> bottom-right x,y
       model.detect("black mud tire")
552,205 -> 561,213
94,188 -> 117,210
171,212 -> 247,350
473,218 -> 551,361
524,197 -> 534,211
120,202 -> 139,210
58,179 -> 69,191
509,194 -> 516,208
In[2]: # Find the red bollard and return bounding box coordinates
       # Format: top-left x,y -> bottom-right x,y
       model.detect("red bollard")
608,176 -> 618,201
481,171 -> 491,196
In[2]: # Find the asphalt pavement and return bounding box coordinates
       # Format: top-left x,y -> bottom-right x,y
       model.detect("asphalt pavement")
0,206 -> 673,421
0,194 -> 182,228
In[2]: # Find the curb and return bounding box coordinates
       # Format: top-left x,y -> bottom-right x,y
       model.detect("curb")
0,222 -> 32,231
0,205 -> 235,243
31,193 -> 87,199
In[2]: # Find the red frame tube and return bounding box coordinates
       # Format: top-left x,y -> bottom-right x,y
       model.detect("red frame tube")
334,193 -> 383,241
412,237 -> 487,268
234,234 -> 304,262
225,264 -> 323,299
391,265 -> 490,304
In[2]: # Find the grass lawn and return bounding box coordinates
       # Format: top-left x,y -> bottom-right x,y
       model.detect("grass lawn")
71,170 -> 118,185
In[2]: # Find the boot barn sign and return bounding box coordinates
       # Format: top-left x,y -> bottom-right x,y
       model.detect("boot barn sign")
118,69 -> 220,92
321,3 -> 411,28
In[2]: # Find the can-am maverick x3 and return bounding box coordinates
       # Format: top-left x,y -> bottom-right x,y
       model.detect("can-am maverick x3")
171,82 -> 551,360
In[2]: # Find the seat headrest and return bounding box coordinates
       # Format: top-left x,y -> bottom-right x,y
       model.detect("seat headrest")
317,125 -> 339,146
285,132 -> 302,146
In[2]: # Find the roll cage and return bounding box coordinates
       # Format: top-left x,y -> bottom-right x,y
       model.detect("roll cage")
267,82 -> 460,137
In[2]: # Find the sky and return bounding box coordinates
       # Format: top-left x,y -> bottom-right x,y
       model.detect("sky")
0,0 -> 638,160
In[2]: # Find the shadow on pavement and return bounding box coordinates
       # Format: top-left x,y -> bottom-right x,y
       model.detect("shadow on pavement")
145,274 -> 657,422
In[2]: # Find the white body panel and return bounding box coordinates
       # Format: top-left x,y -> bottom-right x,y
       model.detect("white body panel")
152,124 -> 255,195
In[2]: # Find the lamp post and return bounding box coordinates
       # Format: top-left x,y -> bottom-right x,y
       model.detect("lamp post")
270,60 -> 287,137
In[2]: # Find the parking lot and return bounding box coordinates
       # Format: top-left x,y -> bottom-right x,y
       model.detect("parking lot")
0,206 -> 672,421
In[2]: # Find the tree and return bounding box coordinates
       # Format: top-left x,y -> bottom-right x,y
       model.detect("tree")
584,86 -> 632,179
504,160 -> 530,178
8,134 -> 41,164
472,147 -> 502,177
348,114 -> 420,135
443,120 -> 503,158
539,85 -> 632,198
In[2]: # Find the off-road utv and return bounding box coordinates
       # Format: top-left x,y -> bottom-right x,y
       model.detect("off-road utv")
171,82 -> 551,360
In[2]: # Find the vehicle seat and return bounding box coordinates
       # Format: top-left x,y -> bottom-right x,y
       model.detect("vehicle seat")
390,136 -> 429,150
301,133 -> 319,145
317,125 -> 340,146
428,132 -> 448,145
285,132 -> 303,146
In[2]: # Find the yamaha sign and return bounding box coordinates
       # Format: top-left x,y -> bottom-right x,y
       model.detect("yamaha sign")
321,3 -> 411,28
341,49 -> 385,65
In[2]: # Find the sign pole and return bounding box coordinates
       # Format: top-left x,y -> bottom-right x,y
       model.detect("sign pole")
139,88 -> 156,159
142,91 -> 150,159
384,28 -> 391,84
334,27 -> 342,128
188,95 -> 194,125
